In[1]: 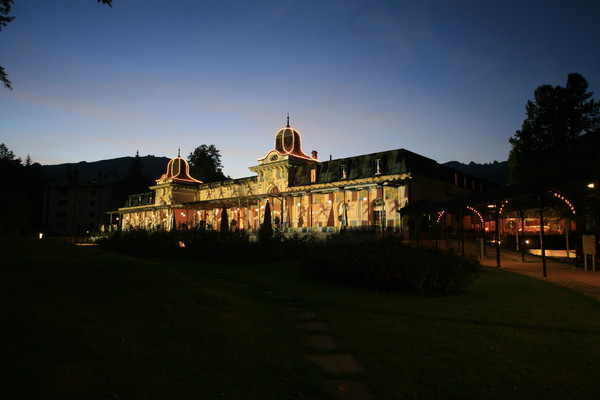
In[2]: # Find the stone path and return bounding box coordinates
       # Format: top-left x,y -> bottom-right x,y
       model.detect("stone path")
481,248 -> 600,302
219,277 -> 375,399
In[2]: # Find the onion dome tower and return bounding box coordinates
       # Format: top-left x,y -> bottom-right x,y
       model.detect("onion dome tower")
156,150 -> 202,184
258,115 -> 316,163
273,115 -> 312,159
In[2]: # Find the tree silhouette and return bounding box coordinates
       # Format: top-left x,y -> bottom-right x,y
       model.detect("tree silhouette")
258,200 -> 273,243
187,144 -> 228,183
0,0 -> 15,89
508,73 -> 600,184
219,206 -> 229,237
0,143 -> 42,234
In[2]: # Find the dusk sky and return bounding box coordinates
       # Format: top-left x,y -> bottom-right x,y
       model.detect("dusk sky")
2,0 -> 599,179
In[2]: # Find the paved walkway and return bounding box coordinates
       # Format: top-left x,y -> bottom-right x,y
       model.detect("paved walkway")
480,247 -> 600,301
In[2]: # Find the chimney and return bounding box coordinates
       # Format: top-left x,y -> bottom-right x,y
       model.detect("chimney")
311,150 -> 318,159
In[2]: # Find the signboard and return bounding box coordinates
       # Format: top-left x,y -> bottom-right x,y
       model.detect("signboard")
583,235 -> 596,255
582,235 -> 596,272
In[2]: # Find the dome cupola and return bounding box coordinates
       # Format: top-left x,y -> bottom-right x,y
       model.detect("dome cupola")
156,151 -> 202,184
257,116 -> 318,164
271,115 -> 312,159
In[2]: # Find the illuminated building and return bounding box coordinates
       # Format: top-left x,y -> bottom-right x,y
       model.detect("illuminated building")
113,120 -> 496,236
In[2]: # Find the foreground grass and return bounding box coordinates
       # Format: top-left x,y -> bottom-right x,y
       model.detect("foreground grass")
1,238 -> 322,399
3,238 -> 600,399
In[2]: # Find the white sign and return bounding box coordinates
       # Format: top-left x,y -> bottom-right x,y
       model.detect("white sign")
583,235 -> 596,255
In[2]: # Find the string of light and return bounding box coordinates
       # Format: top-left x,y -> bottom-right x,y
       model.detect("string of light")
552,191 -> 576,215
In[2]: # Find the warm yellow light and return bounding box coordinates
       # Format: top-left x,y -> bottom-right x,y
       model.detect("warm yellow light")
297,202 -> 301,206
363,197 -> 367,201
525,239 -> 530,245
588,182 -> 595,189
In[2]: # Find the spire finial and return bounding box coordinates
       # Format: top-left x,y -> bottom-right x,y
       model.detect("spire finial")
178,147 -> 181,157
286,112 -> 290,127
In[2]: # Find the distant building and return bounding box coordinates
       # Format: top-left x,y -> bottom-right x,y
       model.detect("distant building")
42,156 -> 168,236
43,175 -> 126,236
113,121 -> 496,237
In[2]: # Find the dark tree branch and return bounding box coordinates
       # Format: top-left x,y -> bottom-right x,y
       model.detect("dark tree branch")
0,66 -> 11,90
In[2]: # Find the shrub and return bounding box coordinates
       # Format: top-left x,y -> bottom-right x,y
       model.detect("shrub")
100,231 -> 479,294
299,239 -> 480,294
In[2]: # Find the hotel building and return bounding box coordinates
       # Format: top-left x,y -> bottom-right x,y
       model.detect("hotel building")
113,121 -> 496,237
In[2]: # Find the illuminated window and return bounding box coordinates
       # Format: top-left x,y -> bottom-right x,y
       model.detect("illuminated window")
310,168 -> 317,183
372,198 -> 386,226
340,162 -> 347,179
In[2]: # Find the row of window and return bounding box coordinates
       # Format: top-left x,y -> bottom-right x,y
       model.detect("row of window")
57,211 -> 96,218
58,188 -> 97,196
309,158 -> 384,183
58,199 -> 96,207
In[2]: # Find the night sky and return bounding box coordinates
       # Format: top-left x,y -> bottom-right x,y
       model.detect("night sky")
2,0 -> 599,178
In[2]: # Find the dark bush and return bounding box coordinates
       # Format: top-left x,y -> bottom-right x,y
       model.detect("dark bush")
299,239 -> 480,294
100,231 -> 479,294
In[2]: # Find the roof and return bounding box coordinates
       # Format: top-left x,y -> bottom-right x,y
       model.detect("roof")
288,148 -> 498,190
156,156 -> 202,185
400,159 -> 600,215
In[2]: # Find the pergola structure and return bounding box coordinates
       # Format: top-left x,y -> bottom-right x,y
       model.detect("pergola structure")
400,161 -> 599,277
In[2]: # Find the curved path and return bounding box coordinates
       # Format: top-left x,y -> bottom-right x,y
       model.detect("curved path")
481,249 -> 600,301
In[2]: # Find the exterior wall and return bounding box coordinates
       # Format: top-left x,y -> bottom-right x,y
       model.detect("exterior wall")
44,184 -> 116,235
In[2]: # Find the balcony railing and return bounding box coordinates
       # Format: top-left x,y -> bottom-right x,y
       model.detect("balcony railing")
125,192 -> 155,207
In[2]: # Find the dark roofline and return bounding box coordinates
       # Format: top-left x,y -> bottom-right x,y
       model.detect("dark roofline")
400,159 -> 599,215
326,148 -> 437,164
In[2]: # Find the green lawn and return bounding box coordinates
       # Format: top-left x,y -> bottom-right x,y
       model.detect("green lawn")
2,238 -> 600,399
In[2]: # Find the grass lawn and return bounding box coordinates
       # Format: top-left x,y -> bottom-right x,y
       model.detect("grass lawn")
2,238 -> 600,399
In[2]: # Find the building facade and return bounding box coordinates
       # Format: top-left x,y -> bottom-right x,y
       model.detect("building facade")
113,122 -> 496,236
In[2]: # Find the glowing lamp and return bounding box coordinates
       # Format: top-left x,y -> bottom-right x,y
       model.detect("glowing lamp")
588,183 -> 595,189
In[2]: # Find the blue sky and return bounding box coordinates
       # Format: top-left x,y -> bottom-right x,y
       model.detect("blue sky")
1,0 -> 599,178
